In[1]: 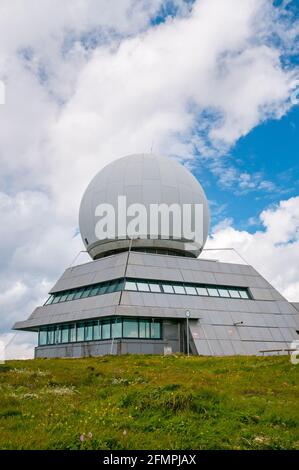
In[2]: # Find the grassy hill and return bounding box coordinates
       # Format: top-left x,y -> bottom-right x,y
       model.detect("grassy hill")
0,355 -> 298,450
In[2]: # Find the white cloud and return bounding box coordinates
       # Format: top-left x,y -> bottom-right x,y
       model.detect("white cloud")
204,196 -> 299,302
0,332 -> 35,361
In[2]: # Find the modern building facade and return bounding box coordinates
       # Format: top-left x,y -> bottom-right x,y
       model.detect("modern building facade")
13,154 -> 299,357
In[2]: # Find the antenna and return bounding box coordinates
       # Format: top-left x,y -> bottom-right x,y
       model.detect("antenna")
202,247 -> 249,265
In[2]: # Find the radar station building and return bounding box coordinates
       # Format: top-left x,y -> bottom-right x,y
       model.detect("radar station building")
13,154 -> 299,357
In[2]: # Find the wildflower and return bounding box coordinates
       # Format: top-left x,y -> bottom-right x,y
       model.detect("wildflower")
88,432 -> 93,439
80,434 -> 85,442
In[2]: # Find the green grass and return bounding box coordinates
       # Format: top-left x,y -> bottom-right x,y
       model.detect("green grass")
0,355 -> 298,450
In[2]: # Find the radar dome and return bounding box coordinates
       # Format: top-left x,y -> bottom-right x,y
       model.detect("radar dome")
79,154 -> 210,259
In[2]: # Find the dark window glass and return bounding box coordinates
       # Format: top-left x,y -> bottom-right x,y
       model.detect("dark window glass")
94,321 -> 101,340
137,282 -> 150,292
151,321 -> 161,339
77,323 -> 84,341
111,319 -> 122,338
85,323 -> 93,341
239,290 -> 249,299
89,285 -> 100,296
207,288 -> 219,297
66,290 -> 77,301
139,320 -> 151,338
44,295 -> 54,305
97,283 -> 108,294
106,281 -> 117,293
73,289 -> 84,300
162,284 -> 174,294
196,287 -> 208,296
102,321 -> 111,339
125,281 -> 137,291
185,286 -> 197,295
148,283 -> 161,293
39,329 -> 47,346
69,324 -> 76,342
81,286 -> 92,298
59,291 -> 69,302
52,294 -> 62,304
55,326 -> 61,343
47,328 -> 55,344
218,288 -> 230,298
229,289 -> 241,298
173,285 -> 186,295
61,325 -> 69,343
115,279 -> 125,291
123,319 -> 138,338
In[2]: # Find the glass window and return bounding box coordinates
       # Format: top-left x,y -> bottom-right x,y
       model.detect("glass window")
106,281 -> 118,293
85,323 -> 93,341
173,285 -> 186,295
218,288 -> 230,298
39,329 -> 47,346
136,282 -> 150,292
81,286 -> 92,298
97,283 -> 108,295
239,290 -> 249,299
66,290 -> 77,301
196,287 -> 209,296
125,281 -> 137,291
59,291 -> 69,302
73,289 -> 84,300
77,323 -> 85,342
123,319 -> 139,338
69,324 -> 76,342
111,319 -> 122,338
229,289 -> 241,298
149,283 -> 161,293
185,286 -> 197,295
207,288 -> 219,297
61,325 -> 69,343
115,279 -> 125,291
44,295 -> 54,305
47,328 -> 55,344
89,285 -> 100,296
151,321 -> 161,339
55,326 -> 61,343
139,320 -> 151,338
102,321 -> 111,339
162,284 -> 174,294
94,321 -> 101,340
52,294 -> 62,304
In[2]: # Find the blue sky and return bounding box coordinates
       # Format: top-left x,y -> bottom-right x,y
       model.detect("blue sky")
195,105 -> 299,231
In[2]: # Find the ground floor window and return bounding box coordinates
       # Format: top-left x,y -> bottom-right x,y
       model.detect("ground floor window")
38,317 -> 162,346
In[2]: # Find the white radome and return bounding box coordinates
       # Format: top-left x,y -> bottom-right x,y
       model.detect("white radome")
79,154 -> 210,259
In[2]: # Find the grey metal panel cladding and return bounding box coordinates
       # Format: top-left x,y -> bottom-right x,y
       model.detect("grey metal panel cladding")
249,288 -> 276,301
128,252 -> 251,274
13,292 -> 121,329
50,253 -> 127,293
16,305 -> 118,330
276,301 -> 299,314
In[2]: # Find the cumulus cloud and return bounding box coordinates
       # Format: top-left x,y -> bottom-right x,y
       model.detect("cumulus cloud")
203,196 -> 299,302
0,0 -> 298,358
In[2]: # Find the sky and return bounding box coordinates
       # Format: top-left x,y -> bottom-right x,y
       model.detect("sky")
0,0 -> 298,359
